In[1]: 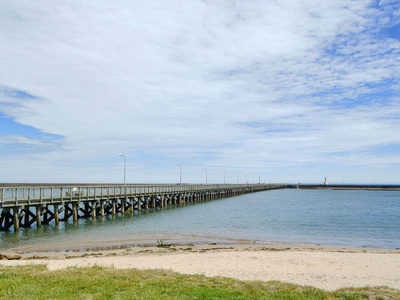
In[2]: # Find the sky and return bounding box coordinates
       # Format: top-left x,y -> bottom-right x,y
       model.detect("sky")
0,0 -> 399,184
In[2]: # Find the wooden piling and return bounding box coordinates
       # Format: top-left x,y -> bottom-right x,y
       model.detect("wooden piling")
72,203 -> 78,223
13,207 -> 19,231
54,204 -> 59,225
36,206 -> 42,228
24,207 -> 30,228
91,201 -> 96,219
112,200 -> 116,216
121,199 -> 125,215
100,201 -> 105,217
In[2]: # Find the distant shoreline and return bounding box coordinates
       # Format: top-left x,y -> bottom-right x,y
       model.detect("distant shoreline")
298,186 -> 400,191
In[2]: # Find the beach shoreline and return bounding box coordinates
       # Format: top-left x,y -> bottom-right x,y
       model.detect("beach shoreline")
1,240 -> 399,291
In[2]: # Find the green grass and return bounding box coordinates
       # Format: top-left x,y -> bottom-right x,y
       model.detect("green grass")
0,265 -> 399,299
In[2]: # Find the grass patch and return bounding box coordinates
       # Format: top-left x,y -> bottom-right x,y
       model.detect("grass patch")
0,265 -> 399,299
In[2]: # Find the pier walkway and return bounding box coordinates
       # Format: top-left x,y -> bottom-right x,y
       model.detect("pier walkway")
0,183 -> 286,231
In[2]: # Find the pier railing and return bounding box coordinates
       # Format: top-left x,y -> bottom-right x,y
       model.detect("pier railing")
0,184 -> 284,207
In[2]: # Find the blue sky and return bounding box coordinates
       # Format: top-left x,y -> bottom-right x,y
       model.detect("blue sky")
0,0 -> 399,184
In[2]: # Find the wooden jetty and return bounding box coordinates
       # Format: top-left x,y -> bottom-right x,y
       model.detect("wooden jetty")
0,183 -> 287,231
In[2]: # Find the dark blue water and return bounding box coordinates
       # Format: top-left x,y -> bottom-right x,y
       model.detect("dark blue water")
1,189 -> 399,251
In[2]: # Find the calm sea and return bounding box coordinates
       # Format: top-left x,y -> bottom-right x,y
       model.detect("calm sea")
1,188 -> 399,251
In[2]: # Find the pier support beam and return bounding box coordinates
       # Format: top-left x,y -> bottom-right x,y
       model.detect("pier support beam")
22,207 -> 29,228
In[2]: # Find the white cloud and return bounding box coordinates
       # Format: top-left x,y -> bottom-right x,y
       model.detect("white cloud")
0,0 -> 399,183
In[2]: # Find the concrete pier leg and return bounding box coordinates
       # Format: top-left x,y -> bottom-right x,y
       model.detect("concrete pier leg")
129,199 -> 134,213
13,208 -> 20,231
36,206 -> 42,228
54,204 -> 59,225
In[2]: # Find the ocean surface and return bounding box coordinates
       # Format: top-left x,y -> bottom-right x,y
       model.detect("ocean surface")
1,188 -> 399,251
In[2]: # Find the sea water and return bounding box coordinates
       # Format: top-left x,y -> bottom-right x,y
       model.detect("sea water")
0,188 -> 399,251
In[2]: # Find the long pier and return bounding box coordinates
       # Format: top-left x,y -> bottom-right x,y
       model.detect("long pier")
0,183 -> 286,231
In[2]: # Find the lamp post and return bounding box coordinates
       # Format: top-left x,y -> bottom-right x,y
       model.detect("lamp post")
117,154 -> 126,186
237,173 -> 239,184
203,167 -> 207,184
176,163 -> 182,185
223,171 -> 226,184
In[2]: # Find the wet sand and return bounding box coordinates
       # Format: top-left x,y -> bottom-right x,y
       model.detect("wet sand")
1,241 -> 400,291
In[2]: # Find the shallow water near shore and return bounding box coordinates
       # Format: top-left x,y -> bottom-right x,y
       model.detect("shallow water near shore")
1,188 -> 399,251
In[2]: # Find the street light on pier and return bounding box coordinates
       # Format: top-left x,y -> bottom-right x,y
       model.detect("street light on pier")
176,163 -> 182,185
117,154 -> 126,186
203,167 -> 208,184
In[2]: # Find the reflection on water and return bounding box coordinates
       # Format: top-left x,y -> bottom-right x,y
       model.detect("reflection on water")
1,189 -> 400,251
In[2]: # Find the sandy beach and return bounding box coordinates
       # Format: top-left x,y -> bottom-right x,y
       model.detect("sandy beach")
1,242 -> 399,292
